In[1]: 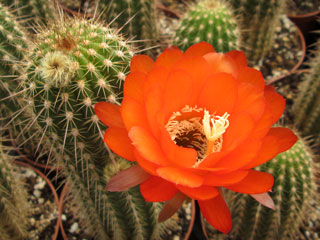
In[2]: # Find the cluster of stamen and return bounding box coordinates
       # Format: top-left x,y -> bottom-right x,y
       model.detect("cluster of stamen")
165,105 -> 230,167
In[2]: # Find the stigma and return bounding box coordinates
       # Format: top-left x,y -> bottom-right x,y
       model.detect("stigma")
202,110 -> 230,155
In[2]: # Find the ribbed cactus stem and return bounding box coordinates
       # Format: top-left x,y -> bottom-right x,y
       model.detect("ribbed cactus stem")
293,46 -> 320,144
228,0 -> 286,63
0,139 -> 30,239
173,0 -> 240,53
226,134 -> 318,240
97,0 -> 159,50
0,0 -> 58,29
0,3 -> 28,116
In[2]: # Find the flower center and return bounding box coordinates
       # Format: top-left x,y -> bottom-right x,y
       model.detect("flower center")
165,105 -> 230,167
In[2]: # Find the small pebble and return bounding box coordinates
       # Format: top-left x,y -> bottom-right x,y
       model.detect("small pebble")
61,214 -> 67,221
34,180 -> 46,190
70,222 -> 79,233
33,189 -> 41,198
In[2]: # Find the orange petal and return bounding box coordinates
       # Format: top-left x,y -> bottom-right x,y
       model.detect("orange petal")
214,140 -> 262,170
106,165 -> 149,191
140,176 -> 178,202
233,83 -> 265,122
223,112 -> 254,151
123,72 -> 146,103
104,127 -> 136,161
203,170 -> 249,186
267,127 -> 298,152
144,66 -> 168,137
158,192 -> 186,222
244,127 -> 297,169
155,48 -> 183,69
160,128 -> 197,168
249,104 -> 273,139
134,150 -> 158,175
198,72 -> 238,116
130,55 -> 154,73
184,42 -> 215,57
226,170 -> 274,194
203,53 -> 238,78
95,102 -> 124,128
129,127 -> 170,166
264,86 -> 285,124
177,185 -> 218,200
197,151 -> 228,168
172,55 -> 211,96
198,194 -> 232,234
121,97 -> 149,130
157,167 -> 204,187
225,50 -> 247,69
163,69 -> 195,119
238,67 -> 265,91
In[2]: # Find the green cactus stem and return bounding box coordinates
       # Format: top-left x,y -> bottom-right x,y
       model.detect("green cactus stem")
0,0 -> 58,29
293,45 -> 320,144
0,3 -> 28,117
228,0 -> 286,63
24,16 -> 172,239
97,0 -> 159,51
173,0 -> 240,53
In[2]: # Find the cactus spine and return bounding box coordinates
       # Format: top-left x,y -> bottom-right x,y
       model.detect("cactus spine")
0,0 -> 58,29
0,139 -> 30,239
226,134 -> 318,240
293,46 -> 320,144
173,0 -> 240,53
228,0 -> 286,62
97,0 -> 159,50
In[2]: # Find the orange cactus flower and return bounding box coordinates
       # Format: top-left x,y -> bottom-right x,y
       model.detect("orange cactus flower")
95,42 -> 297,234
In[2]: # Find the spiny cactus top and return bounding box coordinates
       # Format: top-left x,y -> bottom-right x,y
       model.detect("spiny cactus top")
173,0 -> 240,53
24,17 -> 134,167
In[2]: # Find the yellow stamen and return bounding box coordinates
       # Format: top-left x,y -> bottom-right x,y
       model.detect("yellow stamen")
202,110 -> 230,155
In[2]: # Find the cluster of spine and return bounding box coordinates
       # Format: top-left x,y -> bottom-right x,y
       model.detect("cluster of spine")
293,46 -> 320,145
228,0 -> 286,63
0,0 -> 58,29
97,0 -> 159,50
23,16 -> 170,239
0,139 -> 30,239
225,135 -> 318,240
173,0 -> 240,53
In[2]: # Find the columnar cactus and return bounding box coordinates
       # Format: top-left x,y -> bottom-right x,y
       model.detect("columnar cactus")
24,16 -> 134,165
293,46 -> 320,144
97,0 -> 159,50
24,16 -> 171,239
228,0 -> 286,63
0,140 -> 30,239
0,3 -> 29,130
0,0 -> 58,29
226,134 -> 318,240
173,0 -> 240,53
